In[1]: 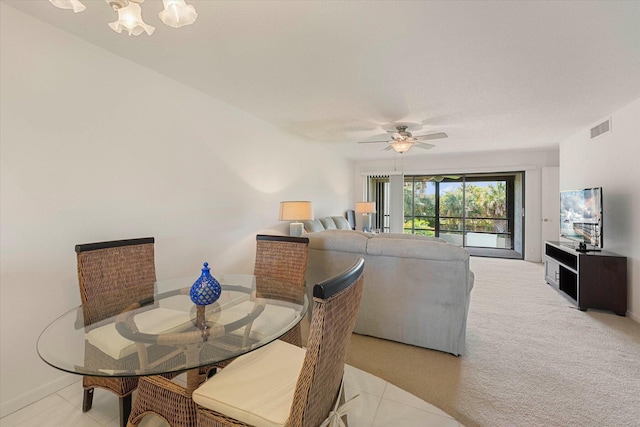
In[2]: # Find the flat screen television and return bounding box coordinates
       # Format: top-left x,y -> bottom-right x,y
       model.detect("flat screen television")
560,187 -> 603,251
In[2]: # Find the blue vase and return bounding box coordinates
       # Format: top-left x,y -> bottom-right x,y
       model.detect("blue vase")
189,262 -> 221,306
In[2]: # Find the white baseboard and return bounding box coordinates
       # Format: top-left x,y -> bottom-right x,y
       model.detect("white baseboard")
0,373 -> 77,419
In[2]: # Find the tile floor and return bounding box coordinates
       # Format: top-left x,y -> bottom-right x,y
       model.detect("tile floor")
1,365 -> 463,427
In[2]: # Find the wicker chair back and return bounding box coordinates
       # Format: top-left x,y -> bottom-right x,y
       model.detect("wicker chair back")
253,235 -> 309,347
254,235 -> 309,290
289,257 -> 365,427
76,237 -> 156,326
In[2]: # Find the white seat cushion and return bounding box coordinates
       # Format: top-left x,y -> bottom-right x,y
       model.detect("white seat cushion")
213,300 -> 297,341
85,308 -> 192,360
193,339 -> 305,427
248,304 -> 297,340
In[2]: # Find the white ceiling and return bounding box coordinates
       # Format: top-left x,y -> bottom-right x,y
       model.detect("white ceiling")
4,0 -> 640,160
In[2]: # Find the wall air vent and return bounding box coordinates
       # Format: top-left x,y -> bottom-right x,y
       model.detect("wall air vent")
590,119 -> 611,139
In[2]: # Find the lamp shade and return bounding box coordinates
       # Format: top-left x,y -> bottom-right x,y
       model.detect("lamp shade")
355,202 -> 376,214
279,201 -> 314,221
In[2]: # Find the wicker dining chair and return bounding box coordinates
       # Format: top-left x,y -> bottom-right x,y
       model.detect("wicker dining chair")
75,237 -> 156,427
192,258 -> 365,427
253,234 -> 309,347
197,234 -> 309,377
204,233 -> 310,370
202,234 -> 309,373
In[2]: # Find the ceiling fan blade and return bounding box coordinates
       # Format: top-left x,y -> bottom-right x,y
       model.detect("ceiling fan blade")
358,140 -> 390,144
382,145 -> 394,151
414,142 -> 436,150
415,132 -> 448,141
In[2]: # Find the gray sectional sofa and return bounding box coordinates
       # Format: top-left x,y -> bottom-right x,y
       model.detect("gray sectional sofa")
304,229 -> 474,356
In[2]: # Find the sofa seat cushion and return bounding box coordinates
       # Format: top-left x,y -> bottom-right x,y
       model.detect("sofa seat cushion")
193,339 -> 305,427
85,308 -> 192,360
214,301 -> 298,341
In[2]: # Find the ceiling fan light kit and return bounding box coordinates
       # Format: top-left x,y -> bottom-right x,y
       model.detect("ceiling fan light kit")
48,0 -> 197,36
390,140 -> 413,153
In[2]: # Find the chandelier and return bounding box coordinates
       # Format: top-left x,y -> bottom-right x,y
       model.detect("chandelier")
48,0 -> 198,36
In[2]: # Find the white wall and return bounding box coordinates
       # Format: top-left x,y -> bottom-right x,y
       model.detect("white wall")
355,148 -> 560,262
0,5 -> 354,416
559,97 -> 640,321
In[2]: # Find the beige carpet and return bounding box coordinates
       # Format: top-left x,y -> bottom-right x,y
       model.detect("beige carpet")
342,257 -> 640,427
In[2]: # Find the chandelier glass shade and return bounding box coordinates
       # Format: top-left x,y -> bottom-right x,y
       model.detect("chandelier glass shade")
159,0 -> 198,28
48,0 -> 197,36
109,2 -> 155,36
49,0 -> 86,13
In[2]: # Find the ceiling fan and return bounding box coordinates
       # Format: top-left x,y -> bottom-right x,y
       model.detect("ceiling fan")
358,125 -> 448,153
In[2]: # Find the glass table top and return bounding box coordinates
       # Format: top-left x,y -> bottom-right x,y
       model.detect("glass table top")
37,274 -> 308,378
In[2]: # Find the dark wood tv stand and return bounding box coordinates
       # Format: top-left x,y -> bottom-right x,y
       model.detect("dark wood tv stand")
544,241 -> 627,316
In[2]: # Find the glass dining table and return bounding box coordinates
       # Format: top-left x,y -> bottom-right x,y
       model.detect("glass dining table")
37,273 -> 308,427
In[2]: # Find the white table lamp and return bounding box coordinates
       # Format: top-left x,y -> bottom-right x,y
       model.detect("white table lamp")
279,201 -> 313,237
356,201 -> 376,232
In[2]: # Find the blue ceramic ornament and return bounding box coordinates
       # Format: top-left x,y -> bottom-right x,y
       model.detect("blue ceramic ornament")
189,262 -> 221,306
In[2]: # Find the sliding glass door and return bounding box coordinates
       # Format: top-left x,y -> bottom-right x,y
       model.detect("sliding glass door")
399,173 -> 521,250
403,177 -> 436,236
463,178 -> 512,249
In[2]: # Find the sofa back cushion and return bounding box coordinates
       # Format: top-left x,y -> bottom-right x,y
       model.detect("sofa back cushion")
320,217 -> 338,230
303,219 -> 325,233
306,230 -> 370,254
366,238 -> 469,261
331,216 -> 352,230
